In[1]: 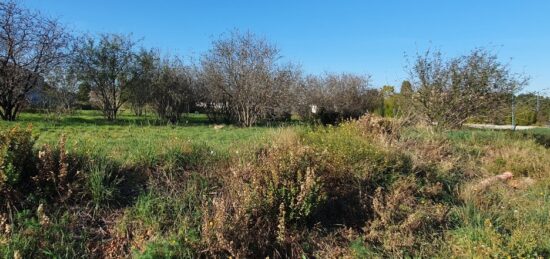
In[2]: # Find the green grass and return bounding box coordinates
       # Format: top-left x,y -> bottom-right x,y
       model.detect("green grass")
0,111 -> 277,165
1,112 -> 549,258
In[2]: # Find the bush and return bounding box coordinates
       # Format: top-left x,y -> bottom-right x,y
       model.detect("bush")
202,130 -> 325,257
364,177 -> 449,257
317,108 -> 341,125
201,121 -> 433,257
0,126 -> 36,187
33,135 -> 82,203
0,126 -> 36,210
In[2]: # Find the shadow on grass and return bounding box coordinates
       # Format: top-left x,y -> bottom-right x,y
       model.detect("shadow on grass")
11,110 -> 305,128
14,110 -> 213,127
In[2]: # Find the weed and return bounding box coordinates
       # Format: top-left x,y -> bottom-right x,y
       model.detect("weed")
86,156 -> 123,210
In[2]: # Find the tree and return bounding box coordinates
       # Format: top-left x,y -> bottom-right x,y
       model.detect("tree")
75,83 -> 92,109
0,1 -> 70,120
293,75 -> 323,122
73,33 -> 137,120
201,30 -> 296,127
264,63 -> 301,123
296,73 -> 380,124
43,64 -> 79,113
150,56 -> 196,123
324,73 -> 377,119
127,48 -> 158,116
389,80 -> 414,117
410,48 -> 527,128
380,85 -> 396,117
399,80 -> 413,96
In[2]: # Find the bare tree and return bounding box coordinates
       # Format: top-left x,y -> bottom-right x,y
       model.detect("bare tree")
410,48 -> 528,128
296,73 -> 379,124
73,33 -> 137,120
150,55 -> 196,123
325,73 -> 377,117
264,63 -> 301,122
0,1 -> 70,120
201,30 -> 296,126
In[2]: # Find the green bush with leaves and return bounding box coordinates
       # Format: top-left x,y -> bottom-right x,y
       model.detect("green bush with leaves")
0,126 -> 36,208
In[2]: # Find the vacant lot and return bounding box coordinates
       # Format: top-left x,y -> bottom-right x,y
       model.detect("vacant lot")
1,112 -> 549,258
0,111 -> 276,164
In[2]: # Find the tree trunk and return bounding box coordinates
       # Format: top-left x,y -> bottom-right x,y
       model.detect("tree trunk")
0,105 -> 18,121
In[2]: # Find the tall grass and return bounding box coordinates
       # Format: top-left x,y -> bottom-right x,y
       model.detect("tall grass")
86,156 -> 123,210
1,112 -> 549,257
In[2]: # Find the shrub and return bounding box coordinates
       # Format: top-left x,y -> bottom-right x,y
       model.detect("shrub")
302,119 -> 415,227
33,135 -> 81,203
364,177 -> 450,257
0,126 -> 36,210
0,126 -> 36,187
409,48 -> 527,128
202,123 -> 423,257
532,132 -> 550,148
202,130 -> 325,257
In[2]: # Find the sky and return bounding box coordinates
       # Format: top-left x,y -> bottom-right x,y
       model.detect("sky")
23,0 -> 550,93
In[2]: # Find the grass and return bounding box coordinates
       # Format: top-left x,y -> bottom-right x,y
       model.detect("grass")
0,111 -> 276,165
0,111 -> 549,258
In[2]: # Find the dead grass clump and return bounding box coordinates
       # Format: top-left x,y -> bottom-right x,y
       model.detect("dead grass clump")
482,142 -> 550,179
364,177 -> 450,257
33,135 -> 82,203
202,131 -> 325,258
355,114 -> 403,146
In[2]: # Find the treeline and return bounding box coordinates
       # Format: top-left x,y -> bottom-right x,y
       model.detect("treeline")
33,30 -> 387,127
2,1 -> 547,127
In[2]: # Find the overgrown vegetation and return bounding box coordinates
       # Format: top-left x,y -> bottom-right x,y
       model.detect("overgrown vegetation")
1,112 -> 548,258
1,1 -> 549,258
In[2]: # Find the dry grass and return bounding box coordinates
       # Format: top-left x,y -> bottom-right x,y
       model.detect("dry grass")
1,116 -> 549,258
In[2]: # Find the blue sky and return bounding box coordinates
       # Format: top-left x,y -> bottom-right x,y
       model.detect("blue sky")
24,0 -> 550,92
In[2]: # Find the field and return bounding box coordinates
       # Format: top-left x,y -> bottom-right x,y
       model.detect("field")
1,111 -> 550,258
0,111 -> 276,164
